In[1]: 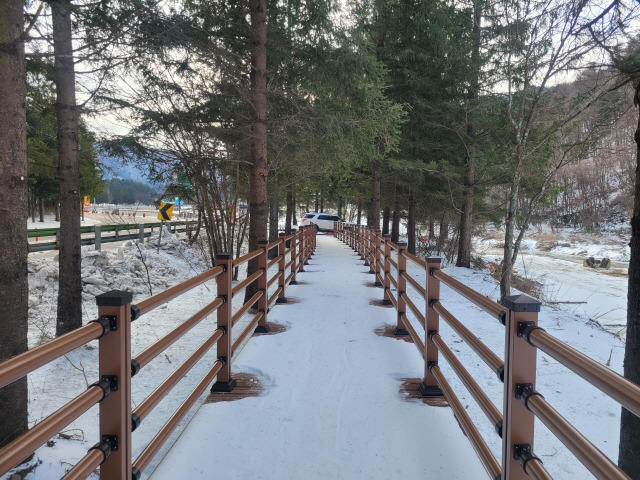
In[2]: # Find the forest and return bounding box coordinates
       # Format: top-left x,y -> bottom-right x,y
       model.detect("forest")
2,0 -> 640,478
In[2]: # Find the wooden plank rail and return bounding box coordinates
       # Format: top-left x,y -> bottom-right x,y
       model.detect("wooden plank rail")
335,220 -> 640,480
0,226 -> 315,479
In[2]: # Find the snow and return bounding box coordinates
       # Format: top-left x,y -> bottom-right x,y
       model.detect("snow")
149,236 -> 486,479
5,230 -> 630,480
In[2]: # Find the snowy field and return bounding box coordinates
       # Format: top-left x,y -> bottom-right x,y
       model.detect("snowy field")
4,228 -> 631,479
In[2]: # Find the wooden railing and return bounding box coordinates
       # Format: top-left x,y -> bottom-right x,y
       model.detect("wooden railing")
0,225 -> 317,479
335,221 -> 640,480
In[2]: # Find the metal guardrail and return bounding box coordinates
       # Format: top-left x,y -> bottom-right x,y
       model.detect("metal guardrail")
27,222 -> 192,253
335,221 -> 639,480
0,226 -> 318,479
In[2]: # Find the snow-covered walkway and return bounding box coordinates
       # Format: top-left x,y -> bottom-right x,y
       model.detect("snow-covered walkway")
149,235 -> 486,479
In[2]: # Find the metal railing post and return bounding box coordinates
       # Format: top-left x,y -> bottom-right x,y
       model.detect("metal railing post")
382,234 -> 392,305
421,257 -> 444,397
256,241 -> 270,333
211,253 -> 236,392
95,226 -> 102,251
501,295 -> 541,480
115,225 -> 119,241
395,243 -> 409,335
138,224 -> 144,244
290,229 -> 298,283
96,290 -> 133,480
277,233 -> 287,303
56,230 -> 60,250
374,229 -> 382,286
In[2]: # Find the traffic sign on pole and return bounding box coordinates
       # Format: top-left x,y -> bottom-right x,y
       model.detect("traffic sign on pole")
157,202 -> 174,221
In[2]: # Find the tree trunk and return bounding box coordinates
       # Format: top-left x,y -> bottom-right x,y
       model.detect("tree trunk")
382,206 -> 390,235
285,187 -> 293,235
370,161 -> 381,229
319,189 -> 324,212
619,86 -> 640,480
30,193 -> 35,223
39,197 -> 44,222
292,194 -> 297,225
53,0 -> 82,336
55,198 -> 60,222
500,181 -> 519,299
456,1 -> 480,269
407,191 -> 416,254
428,216 -> 435,239
268,192 -> 278,259
314,192 -> 319,212
244,0 -> 268,305
356,198 -> 362,225
337,196 -> 343,219
391,185 -> 400,244
437,212 -> 449,255
0,0 -> 29,449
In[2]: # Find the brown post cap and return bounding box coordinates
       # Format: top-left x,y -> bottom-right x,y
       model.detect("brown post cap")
96,290 -> 133,306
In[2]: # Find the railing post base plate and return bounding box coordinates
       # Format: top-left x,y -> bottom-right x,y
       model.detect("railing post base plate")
382,299 -> 392,306
276,298 -> 288,304
419,383 -> 444,398
394,327 -> 409,336
254,325 -> 270,333
211,379 -> 237,393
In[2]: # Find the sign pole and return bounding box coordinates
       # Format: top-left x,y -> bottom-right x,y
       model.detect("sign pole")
157,220 -> 164,253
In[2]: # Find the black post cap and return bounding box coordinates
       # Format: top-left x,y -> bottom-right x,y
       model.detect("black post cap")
259,240 -> 269,244
96,290 -> 133,306
501,294 -> 541,312
216,252 -> 232,260
426,257 -> 442,264
397,242 -> 407,247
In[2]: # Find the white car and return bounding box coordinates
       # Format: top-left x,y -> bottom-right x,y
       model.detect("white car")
300,212 -> 343,232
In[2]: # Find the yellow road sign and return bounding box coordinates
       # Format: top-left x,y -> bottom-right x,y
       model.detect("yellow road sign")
83,196 -> 90,207
158,202 -> 174,221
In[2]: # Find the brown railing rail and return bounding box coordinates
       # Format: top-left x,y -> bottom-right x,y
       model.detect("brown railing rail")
335,220 -> 639,480
0,225 -> 317,479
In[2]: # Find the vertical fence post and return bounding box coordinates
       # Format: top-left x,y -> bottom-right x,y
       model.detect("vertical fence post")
303,227 -> 310,265
501,295 -> 541,480
382,234 -> 392,305
395,242 -> 409,335
95,226 -> 102,251
255,240 -> 270,333
55,230 -> 60,250
298,226 -> 306,272
96,290 -> 133,480
138,224 -> 144,244
277,233 -> 287,303
420,257 -> 444,397
115,225 -> 119,241
290,229 -> 298,284
374,230 -> 382,286
359,225 -> 364,260
368,227 -> 376,274
211,253 -> 236,392
363,226 -> 370,266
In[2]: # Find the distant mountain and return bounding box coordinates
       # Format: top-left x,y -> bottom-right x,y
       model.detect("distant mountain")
97,152 -> 163,189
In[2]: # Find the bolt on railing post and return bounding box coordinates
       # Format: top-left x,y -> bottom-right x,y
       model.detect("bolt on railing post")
277,233 -> 287,303
290,229 -> 298,284
501,295 -> 541,480
382,234 -> 392,305
211,253 -> 236,393
374,230 -> 382,286
395,243 -> 409,335
96,290 -> 133,480
255,240 -> 270,333
95,226 -> 102,251
420,257 -> 444,397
